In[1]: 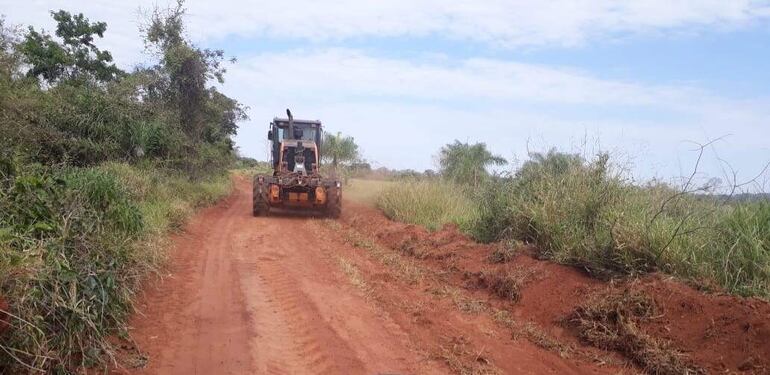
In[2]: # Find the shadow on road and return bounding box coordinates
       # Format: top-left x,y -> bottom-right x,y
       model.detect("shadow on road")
255,207 -> 331,219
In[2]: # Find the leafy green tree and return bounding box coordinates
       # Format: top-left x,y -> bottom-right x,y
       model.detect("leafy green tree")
203,89 -> 248,146
438,141 -> 506,187
19,10 -> 123,83
136,0 -> 245,175
144,1 -> 230,143
322,131 -> 360,171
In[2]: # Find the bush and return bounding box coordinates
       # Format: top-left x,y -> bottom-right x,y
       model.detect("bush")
0,163 -> 144,372
0,162 -> 231,373
473,153 -> 645,275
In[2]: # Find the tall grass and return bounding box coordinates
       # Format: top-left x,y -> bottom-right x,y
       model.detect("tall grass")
714,201 -> 770,296
377,180 -> 479,231
0,161 -> 231,373
376,152 -> 770,299
345,178 -> 396,206
476,153 -> 769,297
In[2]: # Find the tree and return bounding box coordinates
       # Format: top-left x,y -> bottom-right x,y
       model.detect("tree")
137,1 -> 244,175
516,148 -> 584,181
438,141 -> 506,187
19,10 -> 123,83
202,89 -> 248,146
144,1 -> 230,143
322,131 -> 360,172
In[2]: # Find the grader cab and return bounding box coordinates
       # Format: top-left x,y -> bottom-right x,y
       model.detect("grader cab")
252,109 -> 342,217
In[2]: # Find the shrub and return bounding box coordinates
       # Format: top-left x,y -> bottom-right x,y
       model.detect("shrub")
0,162 -> 231,373
469,151 -> 768,293
0,164 -> 144,372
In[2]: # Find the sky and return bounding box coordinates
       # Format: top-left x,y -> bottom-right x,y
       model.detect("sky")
3,0 -> 770,190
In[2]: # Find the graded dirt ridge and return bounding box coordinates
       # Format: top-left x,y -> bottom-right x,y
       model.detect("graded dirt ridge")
118,176 -> 770,375
341,202 -> 770,374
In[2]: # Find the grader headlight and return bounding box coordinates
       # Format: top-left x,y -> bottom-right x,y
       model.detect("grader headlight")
315,186 -> 326,204
269,184 -> 280,201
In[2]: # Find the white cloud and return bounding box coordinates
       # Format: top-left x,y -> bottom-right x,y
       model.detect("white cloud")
4,0 -> 770,68
223,48 -> 770,182
225,48 -> 769,121
185,0 -> 770,46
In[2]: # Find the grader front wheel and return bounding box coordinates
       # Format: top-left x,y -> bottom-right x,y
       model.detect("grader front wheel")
252,186 -> 269,217
326,187 -> 341,218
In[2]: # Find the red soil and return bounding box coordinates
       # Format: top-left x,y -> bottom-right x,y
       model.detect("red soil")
637,276 -> 770,373
342,202 -> 770,374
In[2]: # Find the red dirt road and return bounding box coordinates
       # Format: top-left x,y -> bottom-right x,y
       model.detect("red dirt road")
122,177 -> 770,374
124,178 -> 616,374
125,179 -> 440,374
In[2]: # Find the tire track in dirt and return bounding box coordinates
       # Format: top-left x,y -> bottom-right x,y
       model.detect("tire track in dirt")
315,218 -> 624,375
122,186 -> 257,375
247,256 -> 354,374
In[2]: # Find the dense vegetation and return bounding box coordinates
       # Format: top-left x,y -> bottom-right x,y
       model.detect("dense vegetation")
378,142 -> 770,299
0,4 -> 244,373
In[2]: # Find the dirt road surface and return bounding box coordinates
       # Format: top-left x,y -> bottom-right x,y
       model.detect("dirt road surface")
125,180 -> 437,374
121,177 -> 770,374
122,178 -> 615,374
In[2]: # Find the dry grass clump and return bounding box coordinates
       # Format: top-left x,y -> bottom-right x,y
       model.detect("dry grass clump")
430,286 -> 487,315
397,238 -> 432,259
328,220 -> 424,284
336,257 -> 372,296
432,335 -> 499,375
516,322 -> 574,358
477,267 -> 534,302
570,288 -> 702,375
487,241 -> 522,264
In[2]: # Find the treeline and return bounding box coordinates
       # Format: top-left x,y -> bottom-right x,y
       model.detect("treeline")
1,7 -> 244,172
378,141 -> 770,299
1,3 -> 244,373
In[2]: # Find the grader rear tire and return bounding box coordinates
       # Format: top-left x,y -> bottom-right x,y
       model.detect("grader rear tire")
253,201 -> 269,217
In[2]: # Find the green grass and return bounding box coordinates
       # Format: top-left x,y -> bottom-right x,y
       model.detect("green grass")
0,162 -> 231,373
373,152 -> 770,299
377,179 -> 479,231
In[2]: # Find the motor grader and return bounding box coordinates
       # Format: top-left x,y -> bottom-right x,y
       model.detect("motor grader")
252,109 -> 342,217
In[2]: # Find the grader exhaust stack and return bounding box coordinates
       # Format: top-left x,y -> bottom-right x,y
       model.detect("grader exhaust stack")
286,109 -> 294,140
252,109 -> 342,217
